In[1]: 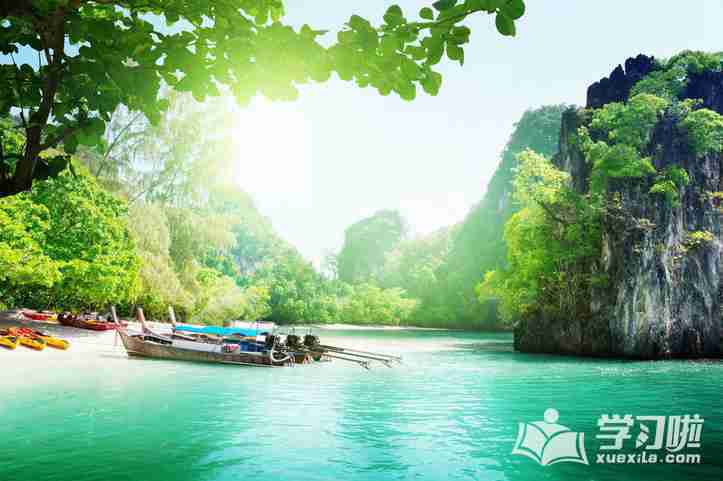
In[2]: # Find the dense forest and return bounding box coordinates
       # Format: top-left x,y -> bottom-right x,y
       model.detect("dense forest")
0,92 -> 563,327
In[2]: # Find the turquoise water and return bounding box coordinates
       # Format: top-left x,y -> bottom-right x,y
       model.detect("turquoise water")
1,329 -> 721,481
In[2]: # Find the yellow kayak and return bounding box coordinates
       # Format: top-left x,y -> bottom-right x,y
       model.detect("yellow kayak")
0,335 -> 19,350
18,336 -> 46,351
39,335 -> 70,350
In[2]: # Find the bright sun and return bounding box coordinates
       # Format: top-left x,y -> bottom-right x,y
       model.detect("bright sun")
229,98 -> 312,197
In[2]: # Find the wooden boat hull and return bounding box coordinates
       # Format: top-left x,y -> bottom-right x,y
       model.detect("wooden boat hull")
117,329 -> 287,367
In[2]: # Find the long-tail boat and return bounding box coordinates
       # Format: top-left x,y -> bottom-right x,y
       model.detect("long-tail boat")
116,329 -> 294,367
115,308 -> 292,367
114,307 -> 401,369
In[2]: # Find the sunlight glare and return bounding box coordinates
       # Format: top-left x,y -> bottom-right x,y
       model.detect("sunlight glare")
229,98 -> 313,199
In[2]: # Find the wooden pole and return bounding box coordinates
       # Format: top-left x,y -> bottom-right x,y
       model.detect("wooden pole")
168,306 -> 177,328
137,307 -> 149,333
111,305 -> 119,347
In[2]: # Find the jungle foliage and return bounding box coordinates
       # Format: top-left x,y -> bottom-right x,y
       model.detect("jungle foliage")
0,164 -> 139,311
0,91 -> 422,326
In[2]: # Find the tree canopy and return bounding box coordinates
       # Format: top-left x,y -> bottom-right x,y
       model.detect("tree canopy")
0,0 -> 526,196
337,209 -> 407,284
0,164 -> 140,310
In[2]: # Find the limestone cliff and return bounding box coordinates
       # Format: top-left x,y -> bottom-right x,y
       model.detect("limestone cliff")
515,54 -> 723,358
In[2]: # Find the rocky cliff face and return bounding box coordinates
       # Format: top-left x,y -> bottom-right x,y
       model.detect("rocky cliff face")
515,55 -> 723,358
586,54 -> 658,109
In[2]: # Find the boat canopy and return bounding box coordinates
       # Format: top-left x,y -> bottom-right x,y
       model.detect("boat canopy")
173,324 -> 267,337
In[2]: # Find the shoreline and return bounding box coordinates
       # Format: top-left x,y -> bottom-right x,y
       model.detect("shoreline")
1,310 -> 512,333
305,323 -> 449,331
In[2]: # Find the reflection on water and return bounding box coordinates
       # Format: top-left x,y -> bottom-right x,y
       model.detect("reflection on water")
0,329 -> 721,481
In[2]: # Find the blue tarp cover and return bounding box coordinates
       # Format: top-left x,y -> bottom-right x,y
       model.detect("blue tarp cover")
174,324 -> 260,337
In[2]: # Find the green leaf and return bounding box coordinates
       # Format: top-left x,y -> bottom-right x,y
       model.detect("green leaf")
501,0 -> 525,20
421,71 -> 442,95
383,5 -> 404,26
451,26 -> 471,44
422,36 -> 445,65
419,7 -> 434,20
406,45 -> 427,60
432,0 -> 456,12
447,43 -> 464,65
349,15 -> 371,32
381,35 -> 400,55
495,12 -> 516,36
428,43 -> 444,65
395,80 -> 416,101
401,58 -> 421,80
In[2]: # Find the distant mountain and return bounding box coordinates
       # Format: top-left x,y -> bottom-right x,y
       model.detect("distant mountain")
421,104 -> 569,328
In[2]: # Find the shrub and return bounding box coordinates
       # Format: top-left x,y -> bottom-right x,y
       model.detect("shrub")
649,167 -> 690,206
631,51 -> 723,101
682,108 -> 723,156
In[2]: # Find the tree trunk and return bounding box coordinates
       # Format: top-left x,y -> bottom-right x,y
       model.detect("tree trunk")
0,4 -> 67,198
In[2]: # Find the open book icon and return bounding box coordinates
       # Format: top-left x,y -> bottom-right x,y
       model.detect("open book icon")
512,409 -> 589,466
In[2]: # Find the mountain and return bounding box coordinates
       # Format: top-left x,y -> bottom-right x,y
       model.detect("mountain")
423,104 -> 568,328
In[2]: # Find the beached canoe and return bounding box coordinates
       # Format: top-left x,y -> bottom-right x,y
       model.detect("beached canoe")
0,335 -> 19,350
58,313 -> 117,331
21,310 -> 58,322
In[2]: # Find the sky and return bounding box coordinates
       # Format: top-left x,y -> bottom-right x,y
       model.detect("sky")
226,0 -> 723,265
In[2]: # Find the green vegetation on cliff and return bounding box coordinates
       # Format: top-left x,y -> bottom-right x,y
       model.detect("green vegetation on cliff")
478,150 -> 600,322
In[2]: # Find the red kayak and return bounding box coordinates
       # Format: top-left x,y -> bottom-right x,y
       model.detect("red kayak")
22,310 -> 57,321
58,313 -> 118,331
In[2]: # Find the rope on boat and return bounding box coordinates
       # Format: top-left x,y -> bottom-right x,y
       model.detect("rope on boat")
269,346 -> 292,364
